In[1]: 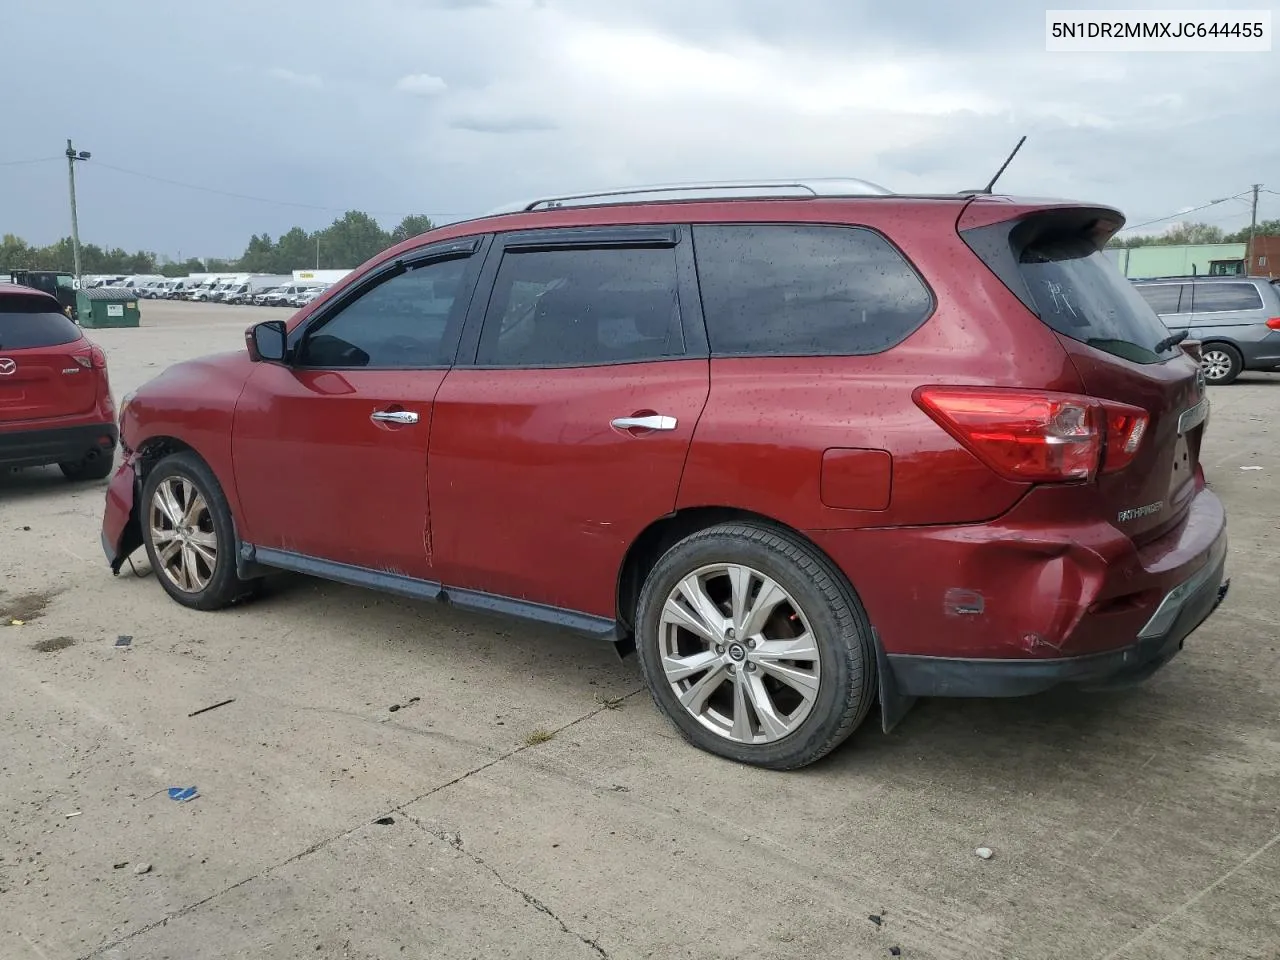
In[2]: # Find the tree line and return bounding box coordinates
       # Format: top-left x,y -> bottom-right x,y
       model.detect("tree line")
1,211 -> 437,277
1108,219 -> 1280,249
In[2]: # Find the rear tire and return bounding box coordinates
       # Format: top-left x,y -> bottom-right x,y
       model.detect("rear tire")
634,522 -> 877,770
59,451 -> 114,482
140,451 -> 261,611
1201,343 -> 1243,385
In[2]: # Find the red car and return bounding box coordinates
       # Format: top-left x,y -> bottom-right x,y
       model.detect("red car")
101,180 -> 1229,769
1,283 -> 117,480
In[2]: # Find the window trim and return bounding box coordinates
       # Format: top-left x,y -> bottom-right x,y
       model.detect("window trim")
287,235 -> 488,371
1187,281 -> 1266,315
455,225 -> 706,370
689,221 -> 938,360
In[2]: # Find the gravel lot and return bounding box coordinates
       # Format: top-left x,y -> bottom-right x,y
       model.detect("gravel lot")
2,300 -> 1278,960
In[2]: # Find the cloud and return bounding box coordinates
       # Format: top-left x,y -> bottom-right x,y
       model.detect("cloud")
395,73 -> 448,97
449,115 -> 557,134
267,67 -> 322,89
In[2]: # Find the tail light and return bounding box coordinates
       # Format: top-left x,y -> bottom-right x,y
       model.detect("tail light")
73,345 -> 108,370
914,387 -> 1148,483
1266,317 -> 1280,330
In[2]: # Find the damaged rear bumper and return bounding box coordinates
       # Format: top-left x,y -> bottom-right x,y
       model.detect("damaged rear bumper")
886,536 -> 1229,698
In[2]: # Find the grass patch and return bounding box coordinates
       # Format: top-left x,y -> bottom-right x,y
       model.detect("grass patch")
593,693 -> 625,710
523,728 -> 555,747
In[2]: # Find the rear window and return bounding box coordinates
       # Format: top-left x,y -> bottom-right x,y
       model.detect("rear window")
1019,237 -> 1180,364
692,224 -> 933,356
1190,283 -> 1264,313
0,298 -> 82,349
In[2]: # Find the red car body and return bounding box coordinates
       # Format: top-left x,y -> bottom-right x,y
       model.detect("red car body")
101,191 -> 1229,734
0,283 -> 117,476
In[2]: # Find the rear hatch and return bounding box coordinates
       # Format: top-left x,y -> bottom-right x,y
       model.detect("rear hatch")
959,202 -> 1205,544
0,294 -> 98,423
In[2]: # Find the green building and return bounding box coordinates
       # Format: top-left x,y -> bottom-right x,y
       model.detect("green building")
1105,243 -> 1247,279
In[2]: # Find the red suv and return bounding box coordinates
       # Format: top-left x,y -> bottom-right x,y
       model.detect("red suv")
1,283 -> 117,480
100,181 -> 1230,769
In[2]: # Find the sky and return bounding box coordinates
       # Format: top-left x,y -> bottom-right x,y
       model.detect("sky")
2,0 -> 1277,261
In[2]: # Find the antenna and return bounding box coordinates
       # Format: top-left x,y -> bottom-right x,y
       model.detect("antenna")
980,135 -> 1027,194
959,136 -> 1027,196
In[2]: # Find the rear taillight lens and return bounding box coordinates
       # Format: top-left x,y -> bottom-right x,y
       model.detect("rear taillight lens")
1266,317 -> 1280,330
1100,402 -> 1149,474
73,345 -> 108,370
914,387 -> 1148,483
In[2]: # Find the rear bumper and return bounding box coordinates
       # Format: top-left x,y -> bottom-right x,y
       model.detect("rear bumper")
0,422 -> 118,469
887,547 -> 1229,698
809,481 -> 1229,697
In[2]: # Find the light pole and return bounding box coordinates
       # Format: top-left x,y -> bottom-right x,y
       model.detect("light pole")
1248,183 -> 1262,271
65,139 -> 91,287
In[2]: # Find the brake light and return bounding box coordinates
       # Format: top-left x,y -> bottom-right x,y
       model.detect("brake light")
72,345 -> 108,370
913,387 -> 1148,483
1266,317 -> 1280,330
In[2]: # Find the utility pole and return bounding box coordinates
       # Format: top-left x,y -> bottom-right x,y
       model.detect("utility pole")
65,139 -> 91,287
1248,183 -> 1262,272
315,236 -> 321,270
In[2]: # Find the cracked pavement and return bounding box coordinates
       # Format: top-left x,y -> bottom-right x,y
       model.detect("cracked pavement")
2,302 -> 1279,960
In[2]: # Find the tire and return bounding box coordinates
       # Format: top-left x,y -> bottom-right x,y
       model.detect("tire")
634,522 -> 877,770
1200,343 -> 1243,385
59,450 -> 114,482
140,451 -> 261,611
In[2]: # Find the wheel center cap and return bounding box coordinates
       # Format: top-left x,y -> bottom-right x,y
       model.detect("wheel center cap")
726,643 -> 746,662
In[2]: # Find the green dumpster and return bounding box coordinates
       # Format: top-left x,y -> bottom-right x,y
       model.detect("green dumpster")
76,287 -> 141,328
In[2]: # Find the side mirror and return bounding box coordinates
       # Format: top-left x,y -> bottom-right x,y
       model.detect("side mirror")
246,320 -> 288,363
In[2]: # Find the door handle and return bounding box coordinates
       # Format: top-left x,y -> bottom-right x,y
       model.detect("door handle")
371,410 -> 419,425
611,414 -> 677,431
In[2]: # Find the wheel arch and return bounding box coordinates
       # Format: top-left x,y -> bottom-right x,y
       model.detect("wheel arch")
1198,337 -> 1243,352
615,506 -> 845,638
115,436 -> 257,575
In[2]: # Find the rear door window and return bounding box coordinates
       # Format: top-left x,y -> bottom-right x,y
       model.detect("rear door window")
692,224 -> 933,356
1134,283 -> 1187,315
0,297 -> 82,349
1190,283 -> 1264,313
1018,237 -> 1180,364
476,244 -> 682,367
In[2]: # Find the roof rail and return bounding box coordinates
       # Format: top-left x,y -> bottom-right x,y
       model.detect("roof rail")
484,177 -> 894,215
1133,274 -> 1246,282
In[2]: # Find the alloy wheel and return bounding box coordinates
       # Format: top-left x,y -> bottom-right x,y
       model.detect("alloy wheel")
1201,350 -> 1233,383
149,476 -> 218,593
659,563 -> 821,744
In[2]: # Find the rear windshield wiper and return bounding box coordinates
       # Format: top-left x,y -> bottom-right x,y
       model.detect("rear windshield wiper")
1154,330 -> 1189,353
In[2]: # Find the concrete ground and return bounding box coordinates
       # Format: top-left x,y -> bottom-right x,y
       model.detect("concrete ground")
2,300 -> 1278,960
